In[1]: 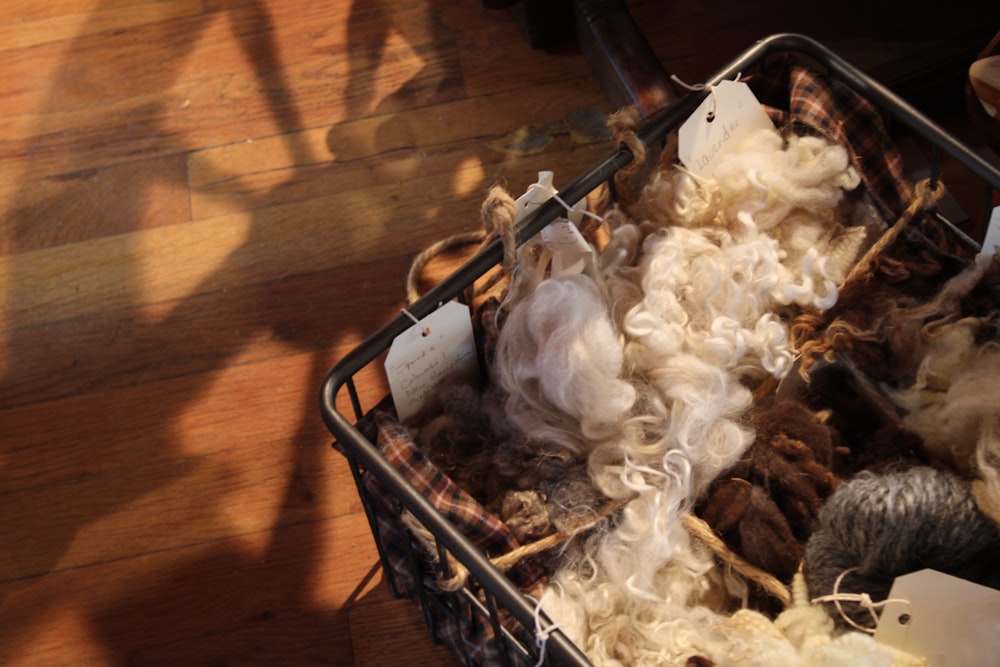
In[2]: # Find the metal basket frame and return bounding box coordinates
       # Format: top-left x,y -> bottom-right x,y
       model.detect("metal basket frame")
320,33 -> 1000,667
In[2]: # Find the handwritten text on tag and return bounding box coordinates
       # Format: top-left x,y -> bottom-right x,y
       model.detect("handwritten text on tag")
678,79 -> 774,178
385,302 -> 479,422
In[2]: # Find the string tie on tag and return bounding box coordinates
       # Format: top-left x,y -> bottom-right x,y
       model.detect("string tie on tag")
532,589 -> 562,667
671,72 -> 743,122
526,181 -> 605,224
400,308 -> 431,337
810,567 -> 910,634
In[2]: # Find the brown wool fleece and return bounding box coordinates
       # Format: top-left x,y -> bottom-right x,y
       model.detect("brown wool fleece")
698,399 -> 839,584
794,234 -> 973,382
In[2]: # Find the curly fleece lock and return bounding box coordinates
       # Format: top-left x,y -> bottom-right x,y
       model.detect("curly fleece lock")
493,272 -> 636,456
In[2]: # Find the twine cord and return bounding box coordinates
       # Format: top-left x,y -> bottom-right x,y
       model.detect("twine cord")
403,501 -> 791,609
525,181 -> 605,225
670,72 -> 744,122
811,567 -> 910,634
681,513 -> 792,607
607,106 -> 646,181
532,588 -> 562,667
405,178 -> 611,304
404,186 -> 518,304
401,498 -> 627,593
841,177 -> 945,288
793,177 -> 946,375
405,230 -> 486,304
671,74 -> 716,121
400,308 -> 431,336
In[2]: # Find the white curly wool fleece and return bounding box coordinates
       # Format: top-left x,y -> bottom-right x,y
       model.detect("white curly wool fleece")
642,127 -> 866,306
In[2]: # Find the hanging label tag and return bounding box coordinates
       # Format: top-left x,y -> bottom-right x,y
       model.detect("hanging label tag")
678,79 -> 775,179
981,205 -> 1000,256
541,218 -> 592,276
873,569 -> 1000,666
514,171 -> 594,275
513,171 -> 557,225
384,301 -> 479,422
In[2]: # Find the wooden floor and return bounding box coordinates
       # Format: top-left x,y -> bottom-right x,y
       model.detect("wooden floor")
1,1 -> 997,665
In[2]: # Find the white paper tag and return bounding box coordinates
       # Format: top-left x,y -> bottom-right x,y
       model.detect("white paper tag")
541,218 -> 591,275
678,79 -> 775,178
982,205 -> 1000,256
384,301 -> 479,422
513,171 -> 594,276
514,171 -> 557,224
873,569 -> 1000,666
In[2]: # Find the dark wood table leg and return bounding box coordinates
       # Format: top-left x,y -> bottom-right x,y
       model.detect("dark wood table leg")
574,0 -> 678,117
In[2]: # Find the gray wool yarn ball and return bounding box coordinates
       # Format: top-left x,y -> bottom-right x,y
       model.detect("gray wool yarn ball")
804,466 -> 1000,630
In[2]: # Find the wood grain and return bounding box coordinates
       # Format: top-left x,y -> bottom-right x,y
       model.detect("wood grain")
188,77 -> 610,219
0,255 -> 408,406
0,0 -> 203,52
0,153 -> 192,254
349,598 -> 458,667
0,2 -> 478,664
3,176 -> 463,328
0,515 -> 383,665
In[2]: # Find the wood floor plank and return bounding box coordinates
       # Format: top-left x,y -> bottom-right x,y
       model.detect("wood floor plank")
0,12 -> 222,176
349,598 -> 458,667
190,76 -> 606,185
0,514 -> 382,666
0,0 -> 173,25
0,433 -> 356,582
1,171 -> 475,331
189,78 -> 611,219
0,0 -> 203,52
108,608 -> 357,666
0,346 -> 386,580
169,2 -> 467,147
444,1 -> 592,99
1,346 -> 387,493
0,153 -> 191,255
0,254 -> 409,407
3,144 -> 607,341
190,137 -> 611,223
0,0 -> 466,182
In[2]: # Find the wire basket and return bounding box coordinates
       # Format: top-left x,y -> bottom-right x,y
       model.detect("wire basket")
320,34 -> 1000,667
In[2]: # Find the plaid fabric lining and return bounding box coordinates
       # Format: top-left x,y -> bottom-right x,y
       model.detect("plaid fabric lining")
359,426 -> 536,666
370,410 -> 546,590
359,467 -> 532,666
754,62 -> 913,225
789,66 -> 912,222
